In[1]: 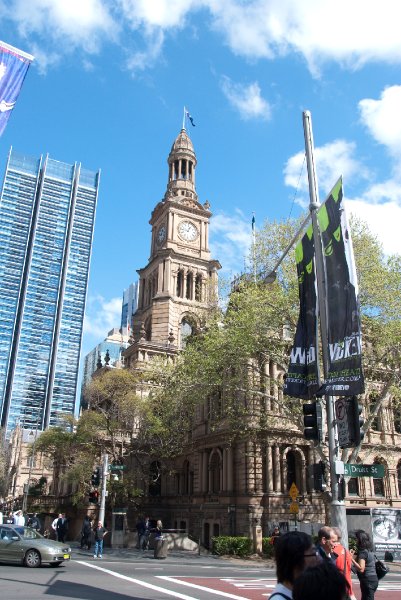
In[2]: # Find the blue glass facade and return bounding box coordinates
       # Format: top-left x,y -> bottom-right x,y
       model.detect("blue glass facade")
0,149 -> 99,435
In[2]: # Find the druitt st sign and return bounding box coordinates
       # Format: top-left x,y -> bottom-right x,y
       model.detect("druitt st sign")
344,463 -> 384,478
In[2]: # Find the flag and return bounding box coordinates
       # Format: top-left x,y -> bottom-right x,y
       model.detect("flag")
185,109 -> 195,127
0,41 -> 34,136
284,224 -> 320,399
251,214 -> 255,231
318,178 -> 364,396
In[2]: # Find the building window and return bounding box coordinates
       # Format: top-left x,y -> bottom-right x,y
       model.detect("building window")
149,461 -> 161,496
348,478 -> 359,496
26,455 -> 36,468
209,452 -> 221,494
176,270 -> 184,297
373,459 -> 385,496
397,462 -> 401,495
186,272 -> 193,300
195,274 -> 202,301
180,319 -> 193,348
394,403 -> 401,434
286,451 -> 297,491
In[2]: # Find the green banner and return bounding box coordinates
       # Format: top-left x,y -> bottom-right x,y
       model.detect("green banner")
344,463 -> 384,478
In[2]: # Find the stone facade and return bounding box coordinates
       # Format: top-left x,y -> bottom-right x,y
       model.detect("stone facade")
123,128 -> 401,549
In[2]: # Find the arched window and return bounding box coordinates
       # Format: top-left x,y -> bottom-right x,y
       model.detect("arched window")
209,452 -> 221,494
286,451 -> 297,491
195,274 -> 202,301
145,317 -> 152,341
186,271 -> 193,300
176,270 -> 184,297
373,458 -> 385,497
180,318 -> 193,348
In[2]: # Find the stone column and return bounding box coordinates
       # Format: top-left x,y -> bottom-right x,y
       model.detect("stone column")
226,447 -> 233,492
266,445 -> 273,492
273,445 -> 281,492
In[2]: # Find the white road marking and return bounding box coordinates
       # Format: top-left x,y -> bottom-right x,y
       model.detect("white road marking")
76,561 -> 199,600
158,576 -> 256,599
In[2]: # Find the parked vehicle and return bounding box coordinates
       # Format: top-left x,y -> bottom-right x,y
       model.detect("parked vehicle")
0,524 -> 71,568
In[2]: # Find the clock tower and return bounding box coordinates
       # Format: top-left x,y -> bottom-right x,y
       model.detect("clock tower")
124,127 -> 221,366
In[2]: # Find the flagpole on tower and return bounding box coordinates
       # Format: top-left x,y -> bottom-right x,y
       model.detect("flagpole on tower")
252,213 -> 256,283
182,106 -> 186,130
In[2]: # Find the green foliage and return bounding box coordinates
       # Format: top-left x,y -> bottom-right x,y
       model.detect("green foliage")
262,537 -> 275,558
211,536 -> 253,556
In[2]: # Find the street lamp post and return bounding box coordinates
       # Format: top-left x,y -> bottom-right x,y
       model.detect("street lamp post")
302,110 -> 348,543
98,453 -> 108,524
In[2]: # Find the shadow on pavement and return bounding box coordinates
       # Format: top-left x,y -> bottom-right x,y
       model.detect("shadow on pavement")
0,576 -> 148,600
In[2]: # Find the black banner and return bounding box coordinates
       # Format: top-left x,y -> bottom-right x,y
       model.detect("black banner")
284,224 -> 319,399
318,178 -> 364,396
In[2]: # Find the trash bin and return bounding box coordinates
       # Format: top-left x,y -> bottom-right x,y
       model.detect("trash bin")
154,536 -> 168,559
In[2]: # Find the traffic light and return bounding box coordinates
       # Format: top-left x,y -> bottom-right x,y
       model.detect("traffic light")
303,402 -> 322,441
307,461 -> 327,492
89,489 -> 99,504
346,396 -> 365,446
91,467 -> 100,487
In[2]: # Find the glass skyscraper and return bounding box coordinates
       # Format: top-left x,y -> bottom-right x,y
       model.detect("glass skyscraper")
0,148 -> 100,435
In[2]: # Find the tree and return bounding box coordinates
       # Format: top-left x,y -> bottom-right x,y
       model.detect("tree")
149,216 -> 401,464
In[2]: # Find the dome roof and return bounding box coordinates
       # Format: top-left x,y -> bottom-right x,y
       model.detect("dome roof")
169,128 -> 195,158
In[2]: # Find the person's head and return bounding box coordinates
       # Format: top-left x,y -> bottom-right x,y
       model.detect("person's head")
293,561 -> 349,600
98,521 -> 103,527
318,526 -> 336,555
157,519 -> 162,528
273,526 -> 280,534
275,531 -> 317,586
355,529 -> 373,551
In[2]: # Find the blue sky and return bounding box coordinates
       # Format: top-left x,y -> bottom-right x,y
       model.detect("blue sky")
1,0 -> 401,384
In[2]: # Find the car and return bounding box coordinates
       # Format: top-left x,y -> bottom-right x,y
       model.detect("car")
0,524 -> 71,568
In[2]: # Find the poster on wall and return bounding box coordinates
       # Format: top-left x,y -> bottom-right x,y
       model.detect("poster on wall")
371,508 -> 401,554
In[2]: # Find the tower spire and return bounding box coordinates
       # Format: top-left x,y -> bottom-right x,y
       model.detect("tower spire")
165,128 -> 197,202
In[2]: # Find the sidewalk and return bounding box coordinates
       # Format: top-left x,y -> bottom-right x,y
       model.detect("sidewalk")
71,543 -> 401,572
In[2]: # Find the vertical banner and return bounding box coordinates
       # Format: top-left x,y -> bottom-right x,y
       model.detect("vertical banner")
0,41 -> 34,137
284,224 -> 319,399
318,178 -> 364,396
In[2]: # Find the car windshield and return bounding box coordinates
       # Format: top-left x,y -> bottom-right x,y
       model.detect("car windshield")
14,526 -> 43,539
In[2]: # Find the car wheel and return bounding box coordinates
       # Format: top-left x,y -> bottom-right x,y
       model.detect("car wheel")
24,549 -> 41,568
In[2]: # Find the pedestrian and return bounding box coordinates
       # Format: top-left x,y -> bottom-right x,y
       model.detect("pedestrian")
317,526 -> 338,562
52,513 -> 61,538
56,513 -> 68,542
13,510 -> 25,526
140,516 -> 151,550
155,519 -> 163,538
271,526 -> 281,545
351,530 -> 378,600
269,531 -> 320,600
293,560 -> 349,600
332,526 -> 358,600
28,513 -> 41,531
93,521 -> 108,558
4,511 -> 15,524
80,515 -> 92,550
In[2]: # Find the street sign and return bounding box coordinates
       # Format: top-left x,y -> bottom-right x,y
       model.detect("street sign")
335,398 -> 350,447
344,463 -> 385,478
289,502 -> 299,514
289,482 -> 299,500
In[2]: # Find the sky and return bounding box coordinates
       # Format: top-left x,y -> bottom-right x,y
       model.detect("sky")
1,0 -> 401,398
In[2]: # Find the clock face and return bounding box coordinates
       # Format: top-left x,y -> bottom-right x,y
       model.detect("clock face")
178,220 -> 198,242
157,225 -> 166,244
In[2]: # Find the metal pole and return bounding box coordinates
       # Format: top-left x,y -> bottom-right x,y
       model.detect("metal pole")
98,453 -> 108,524
302,111 -> 348,543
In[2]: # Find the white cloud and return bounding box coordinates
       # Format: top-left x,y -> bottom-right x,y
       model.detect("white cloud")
346,197 -> 401,256
359,86 -> 401,158
220,77 -> 271,121
210,210 -> 252,274
83,294 -> 122,343
5,1 -> 401,75
284,139 -> 368,204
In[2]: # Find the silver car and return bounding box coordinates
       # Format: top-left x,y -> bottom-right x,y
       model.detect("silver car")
0,524 -> 71,567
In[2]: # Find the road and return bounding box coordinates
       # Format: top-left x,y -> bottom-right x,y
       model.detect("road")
0,549 -> 400,600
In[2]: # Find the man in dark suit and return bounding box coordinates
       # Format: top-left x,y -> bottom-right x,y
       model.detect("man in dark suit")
56,513 -> 68,542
